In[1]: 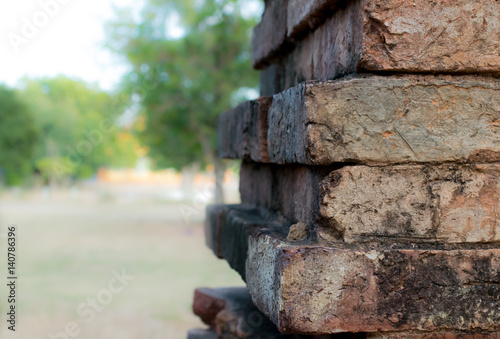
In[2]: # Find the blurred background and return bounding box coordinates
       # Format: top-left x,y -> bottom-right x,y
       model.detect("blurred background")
0,0 -> 263,337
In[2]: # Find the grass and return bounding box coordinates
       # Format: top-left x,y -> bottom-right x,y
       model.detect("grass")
0,191 -> 244,339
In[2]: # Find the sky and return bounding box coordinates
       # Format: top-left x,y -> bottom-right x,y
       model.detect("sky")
0,0 -> 263,92
0,0 -> 139,91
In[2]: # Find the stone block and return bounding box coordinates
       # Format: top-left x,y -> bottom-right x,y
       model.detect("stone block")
204,205 -> 500,334
187,328 -> 218,339
267,75 -> 500,165
218,97 -> 272,163
252,0 -> 289,69
253,0 -> 500,81
204,204 -> 285,280
193,287 -> 281,338
318,163 -> 500,244
192,287 -> 337,338
367,332 -> 500,339
286,0 -> 341,39
240,161 -> 500,244
247,229 -> 500,334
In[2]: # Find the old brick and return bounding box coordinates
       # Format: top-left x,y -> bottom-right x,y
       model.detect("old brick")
187,328 -> 218,339
240,161 -> 500,244
268,75 -> 500,165
193,287 -> 282,338
253,0 -> 349,69
192,287 -> 335,338
286,0 -> 340,39
204,205 -> 500,334
359,0 -> 500,74
204,203 -> 228,259
205,204 -> 285,280
254,0 -> 500,81
228,76 -> 500,165
218,97 -> 272,163
239,161 -> 328,228
367,332 -> 500,339
193,287 -> 284,338
252,0 -> 289,69
246,232 -> 500,334
319,163 -> 500,244
193,288 -> 228,328
259,0 -> 363,95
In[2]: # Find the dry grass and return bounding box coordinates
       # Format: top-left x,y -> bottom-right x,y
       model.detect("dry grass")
0,186 -> 244,339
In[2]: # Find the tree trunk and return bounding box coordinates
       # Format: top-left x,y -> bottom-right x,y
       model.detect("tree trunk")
213,157 -> 226,204
194,128 -> 226,205
181,162 -> 200,200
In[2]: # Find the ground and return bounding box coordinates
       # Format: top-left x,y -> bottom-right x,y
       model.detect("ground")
0,182 -> 244,339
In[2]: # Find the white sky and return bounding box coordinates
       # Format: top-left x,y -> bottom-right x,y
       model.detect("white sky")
0,0 -> 263,92
0,0 -> 140,91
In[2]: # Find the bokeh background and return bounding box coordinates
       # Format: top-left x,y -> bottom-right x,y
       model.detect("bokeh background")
0,0 -> 262,337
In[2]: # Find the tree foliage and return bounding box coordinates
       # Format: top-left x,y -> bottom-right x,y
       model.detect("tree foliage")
20,76 -> 139,184
0,85 -> 38,185
106,0 -> 261,201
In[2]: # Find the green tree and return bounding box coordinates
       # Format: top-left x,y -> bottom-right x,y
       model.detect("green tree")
106,0 -> 261,203
0,85 -> 38,185
20,76 -> 138,185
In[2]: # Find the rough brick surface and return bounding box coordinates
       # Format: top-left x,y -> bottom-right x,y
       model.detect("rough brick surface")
193,288 -> 227,328
252,0 -> 289,69
187,328 -> 218,339
254,0 -> 500,83
192,287 -> 341,338
240,161 -> 500,245
218,97 -> 272,163
286,0 -> 340,39
268,75 -> 500,165
239,162 -> 329,228
204,205 -> 500,335
193,287 -> 286,338
359,0 -> 500,74
204,204 -> 285,280
247,234 -> 500,335
259,0 -> 363,95
319,164 -> 500,244
367,332 -> 500,339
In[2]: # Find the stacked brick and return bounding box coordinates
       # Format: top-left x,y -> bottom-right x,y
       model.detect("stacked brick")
191,0 -> 500,337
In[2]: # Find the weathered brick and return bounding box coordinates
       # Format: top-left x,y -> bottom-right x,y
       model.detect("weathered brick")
193,287 -> 281,338
319,163 -> 500,244
259,0 -> 362,95
247,231 -> 500,334
252,0 -> 289,69
205,204 -> 285,280
367,332 -> 500,339
253,0 -> 349,69
254,0 -> 500,81
187,328 -> 218,339
204,205 -> 500,335
204,204 -> 227,259
286,0 -> 341,39
268,75 -> 500,165
192,287 -> 337,338
359,0 -> 500,74
229,76 -> 500,165
217,97 -> 272,163
193,288 -> 227,329
239,161 -> 334,229
240,161 -> 500,244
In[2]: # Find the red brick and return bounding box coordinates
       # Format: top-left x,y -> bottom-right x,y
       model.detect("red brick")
240,161 -> 500,244
204,205 -> 500,335
254,0 -> 500,94
217,97 -> 272,163
267,75 -> 500,165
